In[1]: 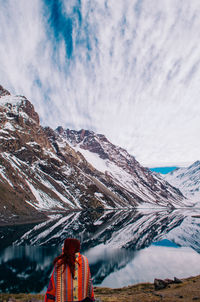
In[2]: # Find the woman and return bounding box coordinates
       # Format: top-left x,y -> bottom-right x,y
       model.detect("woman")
45,238 -> 95,302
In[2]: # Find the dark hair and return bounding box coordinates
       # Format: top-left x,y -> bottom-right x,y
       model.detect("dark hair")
53,238 -> 80,278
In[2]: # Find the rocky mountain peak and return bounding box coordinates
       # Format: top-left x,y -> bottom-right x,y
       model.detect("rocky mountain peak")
56,126 -> 64,134
21,99 -> 40,124
0,93 -> 52,156
0,85 -> 10,97
59,128 -> 95,144
59,128 -> 109,159
0,92 -> 40,125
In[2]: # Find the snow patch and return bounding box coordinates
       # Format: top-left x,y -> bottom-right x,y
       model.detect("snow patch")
25,180 -> 66,210
4,122 -> 15,131
0,166 -> 14,187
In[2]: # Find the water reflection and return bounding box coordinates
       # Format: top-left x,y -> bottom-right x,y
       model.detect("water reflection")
0,246 -> 57,293
100,245 -> 200,288
0,209 -> 200,293
4,209 -> 185,248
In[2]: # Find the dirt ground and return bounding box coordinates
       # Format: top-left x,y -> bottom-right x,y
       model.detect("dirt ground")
0,275 -> 200,302
94,275 -> 200,302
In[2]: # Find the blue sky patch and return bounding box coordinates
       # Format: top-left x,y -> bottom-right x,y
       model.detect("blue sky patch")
43,0 -> 74,58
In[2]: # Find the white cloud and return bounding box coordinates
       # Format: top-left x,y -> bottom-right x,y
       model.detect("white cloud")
0,0 -> 200,166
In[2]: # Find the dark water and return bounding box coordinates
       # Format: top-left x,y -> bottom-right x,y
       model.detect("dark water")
0,209 -> 200,293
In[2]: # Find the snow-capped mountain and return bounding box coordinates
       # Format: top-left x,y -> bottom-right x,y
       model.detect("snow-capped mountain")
164,161 -> 200,206
53,127 -> 186,207
0,86 -> 186,223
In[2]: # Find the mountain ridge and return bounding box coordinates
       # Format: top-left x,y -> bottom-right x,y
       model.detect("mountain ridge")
0,86 -> 187,224
163,161 -> 200,206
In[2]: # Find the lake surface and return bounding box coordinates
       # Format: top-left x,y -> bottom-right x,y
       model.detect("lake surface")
0,208 -> 200,293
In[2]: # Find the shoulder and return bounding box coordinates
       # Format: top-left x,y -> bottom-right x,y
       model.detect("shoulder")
76,253 -> 88,262
82,254 -> 88,260
80,254 -> 90,267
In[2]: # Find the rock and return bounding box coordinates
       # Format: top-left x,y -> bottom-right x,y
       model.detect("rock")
154,293 -> 163,297
0,85 -> 10,97
164,278 -> 174,284
154,278 -> 168,290
56,126 -> 64,134
22,99 -> 40,124
154,277 -> 182,290
174,277 -> 183,284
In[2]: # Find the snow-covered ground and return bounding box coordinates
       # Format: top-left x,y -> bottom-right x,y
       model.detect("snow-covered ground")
164,161 -> 200,206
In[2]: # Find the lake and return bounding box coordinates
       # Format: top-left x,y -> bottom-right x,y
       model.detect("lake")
0,208 -> 200,293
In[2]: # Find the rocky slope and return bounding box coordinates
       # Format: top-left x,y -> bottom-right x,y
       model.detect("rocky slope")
0,86 -> 187,222
51,127 -> 186,208
163,161 -> 200,206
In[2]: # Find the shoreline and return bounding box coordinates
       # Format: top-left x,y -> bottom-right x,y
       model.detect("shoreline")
1,274 -> 200,302
0,206 -> 199,227
0,216 -> 48,227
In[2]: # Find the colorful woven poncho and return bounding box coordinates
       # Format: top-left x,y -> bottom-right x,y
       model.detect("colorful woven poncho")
45,252 -> 95,302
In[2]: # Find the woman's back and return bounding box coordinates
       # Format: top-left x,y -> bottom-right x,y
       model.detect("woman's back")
45,238 -> 94,302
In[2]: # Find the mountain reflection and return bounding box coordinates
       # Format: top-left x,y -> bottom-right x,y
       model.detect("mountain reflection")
0,209 -> 200,293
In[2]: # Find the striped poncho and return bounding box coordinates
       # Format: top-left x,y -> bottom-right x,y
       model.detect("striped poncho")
45,252 -> 95,302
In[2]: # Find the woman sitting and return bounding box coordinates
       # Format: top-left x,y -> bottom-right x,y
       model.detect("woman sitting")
45,238 -> 95,302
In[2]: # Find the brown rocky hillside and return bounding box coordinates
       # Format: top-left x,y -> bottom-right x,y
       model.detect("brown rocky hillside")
0,86 -> 186,224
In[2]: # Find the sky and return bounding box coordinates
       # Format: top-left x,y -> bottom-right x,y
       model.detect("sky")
0,0 -> 200,167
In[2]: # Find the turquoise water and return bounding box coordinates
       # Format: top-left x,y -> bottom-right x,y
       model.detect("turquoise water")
149,166 -> 177,174
152,239 -> 179,248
